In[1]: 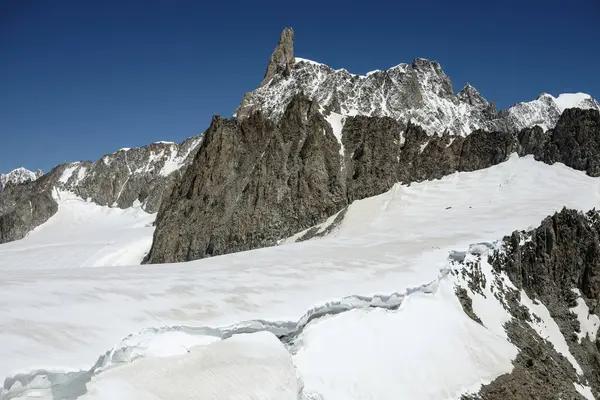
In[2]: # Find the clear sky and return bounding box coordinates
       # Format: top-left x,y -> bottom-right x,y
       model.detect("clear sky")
1,0 -> 599,173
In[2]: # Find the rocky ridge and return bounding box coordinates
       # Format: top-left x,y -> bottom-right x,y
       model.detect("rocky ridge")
236,29 -> 600,137
0,136 -> 202,244
452,208 -> 600,399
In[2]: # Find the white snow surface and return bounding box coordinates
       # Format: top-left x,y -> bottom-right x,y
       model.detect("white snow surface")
574,382 -> 596,400
325,111 -> 346,160
2,156 -> 600,398
82,332 -> 299,400
293,278 -> 517,400
554,92 -> 600,112
571,289 -> 600,343
0,190 -> 154,270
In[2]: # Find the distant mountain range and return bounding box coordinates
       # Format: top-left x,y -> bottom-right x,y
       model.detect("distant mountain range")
0,167 -> 43,192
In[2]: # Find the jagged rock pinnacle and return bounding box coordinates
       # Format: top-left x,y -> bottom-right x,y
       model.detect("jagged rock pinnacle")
458,82 -> 494,112
260,27 -> 295,87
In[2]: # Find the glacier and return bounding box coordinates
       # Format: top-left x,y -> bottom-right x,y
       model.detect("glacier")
2,155 -> 600,399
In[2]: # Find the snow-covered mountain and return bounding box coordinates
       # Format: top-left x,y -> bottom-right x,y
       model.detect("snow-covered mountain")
237,28 -> 599,137
0,136 -> 203,244
54,136 -> 203,212
508,92 -> 600,131
0,167 -> 43,192
237,52 -> 509,136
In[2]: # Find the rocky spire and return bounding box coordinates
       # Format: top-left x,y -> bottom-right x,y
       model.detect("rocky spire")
260,27 -> 295,87
458,83 -> 496,114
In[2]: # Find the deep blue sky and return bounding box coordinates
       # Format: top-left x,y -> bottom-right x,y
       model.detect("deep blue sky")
1,0 -> 599,173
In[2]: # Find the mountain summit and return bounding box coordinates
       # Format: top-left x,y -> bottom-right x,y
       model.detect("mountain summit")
261,27 -> 295,86
0,168 -> 43,192
238,28 -> 600,137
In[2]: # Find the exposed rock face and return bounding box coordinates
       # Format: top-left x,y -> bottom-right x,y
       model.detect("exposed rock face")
457,82 -> 496,115
459,208 -> 600,399
148,85 -> 599,264
519,108 -> 600,176
0,136 -> 202,244
0,172 -> 58,243
342,117 -> 519,201
146,95 -> 347,263
260,27 -> 295,86
147,94 -> 522,263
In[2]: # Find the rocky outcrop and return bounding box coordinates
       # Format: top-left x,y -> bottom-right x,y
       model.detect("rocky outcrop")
238,51 -> 511,136
519,108 -> 600,176
457,82 -> 496,116
148,94 -> 599,264
0,172 -> 58,243
147,94 -> 522,263
0,136 -> 202,244
458,208 -> 600,399
343,117 -> 519,201
146,95 -> 347,263
260,27 -> 295,86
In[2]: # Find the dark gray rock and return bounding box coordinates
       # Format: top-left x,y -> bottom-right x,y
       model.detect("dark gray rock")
455,286 -> 483,325
462,320 -> 587,400
458,83 -> 496,116
518,108 -> 600,176
460,208 -> 600,399
147,97 -> 521,263
0,171 -> 59,243
146,95 -> 347,263
296,206 -> 348,242
260,27 -> 295,87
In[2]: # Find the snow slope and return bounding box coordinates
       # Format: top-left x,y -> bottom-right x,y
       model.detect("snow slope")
0,190 -> 155,270
2,156 -> 600,398
82,332 -> 300,400
554,92 -> 600,112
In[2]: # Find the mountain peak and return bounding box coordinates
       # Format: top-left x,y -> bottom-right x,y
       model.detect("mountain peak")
0,167 -> 43,192
260,27 -> 295,87
457,82 -> 493,111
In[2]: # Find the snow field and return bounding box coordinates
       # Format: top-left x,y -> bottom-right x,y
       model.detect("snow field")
2,155 -> 600,398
